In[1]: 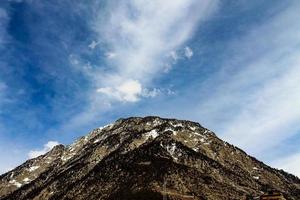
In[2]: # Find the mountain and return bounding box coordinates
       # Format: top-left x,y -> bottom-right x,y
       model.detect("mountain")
0,116 -> 299,200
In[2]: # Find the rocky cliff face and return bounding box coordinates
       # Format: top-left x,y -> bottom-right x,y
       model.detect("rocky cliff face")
0,116 -> 299,200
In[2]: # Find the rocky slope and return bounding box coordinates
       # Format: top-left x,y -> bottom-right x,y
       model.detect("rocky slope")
0,116 -> 299,200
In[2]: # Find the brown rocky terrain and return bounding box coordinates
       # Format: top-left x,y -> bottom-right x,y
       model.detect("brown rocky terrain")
0,116 -> 299,200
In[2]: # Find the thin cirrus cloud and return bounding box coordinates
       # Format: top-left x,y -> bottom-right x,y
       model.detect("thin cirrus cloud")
51,0 -> 219,142
62,0 -> 218,131
91,0 -> 218,103
184,46 -> 193,59
190,1 -> 300,175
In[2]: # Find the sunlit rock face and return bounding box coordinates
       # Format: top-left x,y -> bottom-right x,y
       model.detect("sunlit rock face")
0,116 -> 299,200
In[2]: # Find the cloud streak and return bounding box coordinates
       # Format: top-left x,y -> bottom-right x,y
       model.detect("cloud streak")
60,0 -> 218,131
90,0 -> 218,102
190,1 -> 300,169
97,79 -> 142,103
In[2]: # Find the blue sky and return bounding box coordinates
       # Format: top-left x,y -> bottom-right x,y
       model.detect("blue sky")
0,0 -> 300,176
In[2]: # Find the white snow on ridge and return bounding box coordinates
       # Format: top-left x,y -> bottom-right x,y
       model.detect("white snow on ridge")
9,179 -> 22,188
100,123 -> 114,130
189,126 -> 197,131
173,123 -> 183,128
166,143 -> 178,161
84,136 -> 88,142
193,147 -> 199,152
93,138 -> 101,144
145,129 -> 159,139
28,166 -> 39,172
193,131 -> 202,136
153,118 -> 162,126
23,178 -> 31,184
170,121 -> 183,128
61,155 -> 72,162
75,123 -> 115,146
164,127 -> 177,136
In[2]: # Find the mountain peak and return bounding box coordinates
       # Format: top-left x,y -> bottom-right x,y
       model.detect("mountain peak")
0,116 -> 299,200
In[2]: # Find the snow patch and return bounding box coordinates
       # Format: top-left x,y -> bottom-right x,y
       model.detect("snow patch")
23,178 -> 31,184
166,143 -> 178,161
145,129 -> 159,139
93,138 -> 101,144
146,122 -> 151,126
97,123 -> 114,131
170,122 -> 183,128
28,166 -> 39,172
193,132 -> 201,136
189,126 -> 197,131
84,136 -> 88,142
9,180 -> 22,188
103,123 -> 114,129
253,176 -> 260,180
69,146 -> 76,152
61,155 -> 72,161
164,127 -> 177,136
193,147 -> 198,152
153,118 -> 162,126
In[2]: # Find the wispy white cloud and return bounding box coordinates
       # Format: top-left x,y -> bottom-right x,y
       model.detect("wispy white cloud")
192,2 -> 300,164
60,0 -> 218,132
28,141 -> 60,159
167,46 -> 193,68
96,79 -> 165,102
105,52 -> 117,59
88,40 -> 99,49
97,79 -> 142,103
184,46 -> 193,59
141,88 -> 161,98
169,51 -> 180,63
90,0 -> 218,103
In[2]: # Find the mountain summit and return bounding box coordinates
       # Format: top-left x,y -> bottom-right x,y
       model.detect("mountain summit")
0,116 -> 299,200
